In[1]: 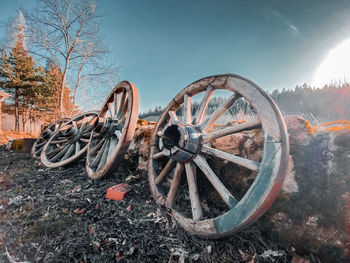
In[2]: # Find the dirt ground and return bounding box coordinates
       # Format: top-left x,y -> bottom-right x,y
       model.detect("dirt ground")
0,148 -> 301,263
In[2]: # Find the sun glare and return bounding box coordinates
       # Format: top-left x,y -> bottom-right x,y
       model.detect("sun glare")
312,38 -> 350,87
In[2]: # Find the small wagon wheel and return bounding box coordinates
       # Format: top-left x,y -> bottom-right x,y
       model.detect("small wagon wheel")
86,81 -> 139,179
148,74 -> 289,238
31,118 -> 70,159
40,111 -> 99,168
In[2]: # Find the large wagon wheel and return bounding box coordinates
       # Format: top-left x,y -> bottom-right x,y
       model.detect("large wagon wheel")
31,118 -> 70,159
41,111 -> 99,168
148,74 -> 289,238
86,81 -> 139,179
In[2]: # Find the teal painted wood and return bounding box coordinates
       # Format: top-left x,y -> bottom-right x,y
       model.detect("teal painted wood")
214,139 -> 281,233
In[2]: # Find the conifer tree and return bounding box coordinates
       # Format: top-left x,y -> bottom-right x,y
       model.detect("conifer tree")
0,26 -> 41,131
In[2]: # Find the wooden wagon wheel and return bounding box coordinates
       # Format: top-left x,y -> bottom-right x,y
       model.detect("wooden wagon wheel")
40,111 -> 99,168
148,74 -> 289,238
31,118 -> 70,159
86,81 -> 139,179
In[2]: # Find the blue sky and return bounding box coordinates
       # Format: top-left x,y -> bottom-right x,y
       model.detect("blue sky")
1,0 -> 350,112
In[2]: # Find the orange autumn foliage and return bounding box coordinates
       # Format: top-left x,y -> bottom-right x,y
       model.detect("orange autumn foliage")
306,120 -> 350,135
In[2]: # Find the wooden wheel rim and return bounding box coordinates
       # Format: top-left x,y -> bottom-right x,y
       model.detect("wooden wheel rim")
40,111 -> 99,168
86,81 -> 139,179
148,74 -> 289,238
31,118 -> 70,159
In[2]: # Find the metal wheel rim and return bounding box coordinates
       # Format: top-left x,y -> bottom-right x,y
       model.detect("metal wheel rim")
40,111 -> 99,168
31,118 -> 70,159
86,81 -> 139,179
148,74 -> 289,238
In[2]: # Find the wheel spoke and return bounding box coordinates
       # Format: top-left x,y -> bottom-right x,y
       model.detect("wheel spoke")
107,102 -> 113,118
80,138 -> 90,143
193,154 -> 238,208
34,144 -> 45,156
90,140 -> 108,168
44,129 -> 54,138
168,110 -> 179,124
202,118 -> 261,142
47,143 -> 68,157
114,129 -> 122,140
97,139 -> 111,170
79,118 -> 88,132
82,131 -> 92,138
114,92 -> 119,117
183,94 -> 192,124
201,145 -> 260,171
117,91 -> 127,117
49,144 -> 70,162
152,150 -> 166,160
83,120 -> 96,133
200,93 -> 240,132
50,138 -> 68,144
36,140 -> 48,148
165,162 -> 184,208
89,138 -> 106,155
52,124 -> 59,133
155,159 -> 175,185
61,144 -> 75,161
107,135 -> 118,159
193,85 -> 214,125
185,161 -> 203,221
119,99 -> 129,122
75,141 -> 81,154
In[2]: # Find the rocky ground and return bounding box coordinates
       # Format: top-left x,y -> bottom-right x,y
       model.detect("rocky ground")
0,147 -> 301,263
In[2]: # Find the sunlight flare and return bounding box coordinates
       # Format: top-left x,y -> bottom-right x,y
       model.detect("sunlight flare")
312,38 -> 350,87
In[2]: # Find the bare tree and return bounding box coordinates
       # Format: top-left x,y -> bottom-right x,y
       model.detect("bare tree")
70,37 -> 118,107
26,0 -> 117,115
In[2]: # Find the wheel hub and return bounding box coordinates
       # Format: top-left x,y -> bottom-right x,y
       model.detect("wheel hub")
93,117 -> 122,138
42,129 -> 53,140
160,123 -> 201,162
60,122 -> 81,143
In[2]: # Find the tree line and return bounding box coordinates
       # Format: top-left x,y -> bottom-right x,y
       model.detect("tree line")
0,0 -> 117,132
271,83 -> 350,121
139,83 -> 350,122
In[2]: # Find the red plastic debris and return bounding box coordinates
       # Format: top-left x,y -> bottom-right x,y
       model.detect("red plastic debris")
105,183 -> 130,201
89,227 -> 94,237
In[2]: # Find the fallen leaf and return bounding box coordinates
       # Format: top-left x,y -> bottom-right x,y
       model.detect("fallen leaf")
89,227 -> 94,237
207,245 -> 212,254
191,254 -> 200,261
68,186 -> 81,193
73,208 -> 86,214
239,249 -> 249,261
93,241 -> 100,248
125,175 -> 138,182
260,249 -> 285,258
247,254 -> 256,263
292,255 -> 311,263
146,212 -> 154,217
115,251 -> 123,259
126,246 -> 135,255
